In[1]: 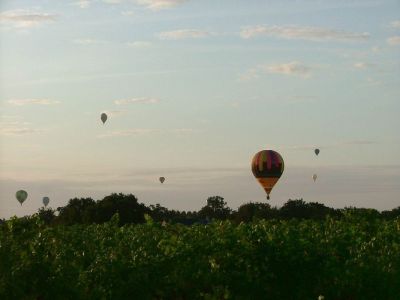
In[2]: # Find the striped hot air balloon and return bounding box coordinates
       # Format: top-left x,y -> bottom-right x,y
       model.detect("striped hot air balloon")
251,150 -> 284,200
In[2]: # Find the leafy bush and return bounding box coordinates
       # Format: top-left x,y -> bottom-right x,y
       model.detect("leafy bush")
1,215 -> 399,299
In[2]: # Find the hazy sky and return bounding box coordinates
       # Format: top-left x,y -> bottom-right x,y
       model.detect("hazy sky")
1,0 -> 399,219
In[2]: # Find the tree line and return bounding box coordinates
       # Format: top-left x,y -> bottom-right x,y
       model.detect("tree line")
3,193 -> 399,226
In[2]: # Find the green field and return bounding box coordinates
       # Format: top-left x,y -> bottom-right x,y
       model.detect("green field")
1,215 -> 399,299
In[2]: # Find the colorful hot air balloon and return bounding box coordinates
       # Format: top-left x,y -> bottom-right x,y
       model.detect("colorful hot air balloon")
101,113 -> 107,124
251,150 -> 284,200
16,190 -> 28,206
159,177 -> 165,184
312,174 -> 317,182
314,148 -> 320,156
43,196 -> 50,207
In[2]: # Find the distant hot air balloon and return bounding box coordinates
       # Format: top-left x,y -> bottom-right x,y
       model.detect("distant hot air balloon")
312,174 -> 317,182
16,190 -> 28,206
314,149 -> 320,156
43,196 -> 50,207
159,177 -> 165,184
101,113 -> 108,124
251,150 -> 284,200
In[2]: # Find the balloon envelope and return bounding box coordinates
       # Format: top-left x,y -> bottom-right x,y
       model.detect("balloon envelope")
159,177 -> 165,184
43,196 -> 50,207
101,113 -> 107,124
314,149 -> 320,156
312,174 -> 317,182
251,150 -> 284,199
16,190 -> 28,205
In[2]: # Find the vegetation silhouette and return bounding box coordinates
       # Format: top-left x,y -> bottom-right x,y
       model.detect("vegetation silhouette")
5,193 -> 398,226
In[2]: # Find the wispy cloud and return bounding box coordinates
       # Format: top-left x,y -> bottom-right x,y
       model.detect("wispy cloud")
121,10 -> 135,16
103,110 -> 127,117
283,140 -> 377,151
98,128 -> 160,138
127,41 -> 152,47
0,121 -> 42,136
73,38 -> 107,45
136,0 -> 187,10
72,1 -> 91,8
240,25 -> 369,42
240,62 -> 311,81
103,0 -> 123,4
158,29 -> 211,40
266,61 -> 311,77
97,128 -> 195,138
353,62 -> 373,69
8,99 -> 60,106
0,9 -> 56,29
341,140 -> 377,146
114,97 -> 160,105
239,68 -> 259,81
282,144 -> 320,151
171,128 -> 194,134
387,36 -> 400,46
391,20 -> 400,29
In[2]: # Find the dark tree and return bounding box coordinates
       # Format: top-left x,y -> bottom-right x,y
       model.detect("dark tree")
279,199 -> 310,219
235,202 -> 277,222
199,196 -> 231,220
94,193 -> 149,225
56,197 -> 96,225
37,207 -> 56,225
381,206 -> 400,220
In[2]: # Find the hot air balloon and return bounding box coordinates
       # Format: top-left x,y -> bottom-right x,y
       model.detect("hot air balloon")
101,113 -> 107,124
159,177 -> 165,184
251,150 -> 284,200
312,174 -> 317,182
16,190 -> 28,206
314,149 -> 320,156
43,196 -> 50,207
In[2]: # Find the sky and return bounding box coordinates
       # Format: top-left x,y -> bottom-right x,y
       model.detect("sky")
1,0 -> 399,219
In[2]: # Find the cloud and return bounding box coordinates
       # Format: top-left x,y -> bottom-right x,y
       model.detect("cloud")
240,62 -> 311,81
283,140 -> 377,151
73,38 -> 107,45
97,128 -> 195,138
265,61 -> 311,77
127,41 -> 152,47
341,140 -> 377,146
283,145 -> 320,151
0,9 -> 56,29
239,68 -> 259,81
371,46 -> 380,53
8,99 -> 60,106
387,36 -> 400,46
114,97 -> 160,105
171,128 -> 194,134
0,121 -> 42,136
391,20 -> 400,29
103,0 -> 123,3
98,129 -> 160,138
240,25 -> 369,42
72,1 -> 91,8
121,10 -> 135,16
136,0 -> 187,10
353,62 -> 373,69
103,110 -> 127,117
158,29 -> 211,40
